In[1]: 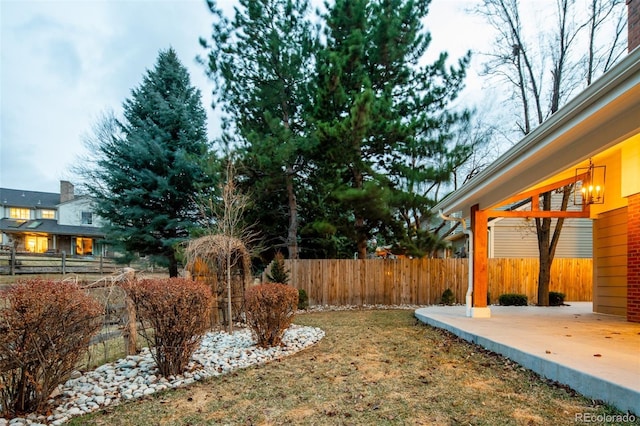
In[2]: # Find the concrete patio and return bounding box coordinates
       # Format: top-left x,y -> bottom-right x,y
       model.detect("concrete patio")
414,302 -> 640,415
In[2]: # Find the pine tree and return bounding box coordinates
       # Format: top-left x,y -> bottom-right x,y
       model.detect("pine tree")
201,0 -> 316,260
85,48 -> 210,276
310,0 -> 473,258
267,251 -> 289,284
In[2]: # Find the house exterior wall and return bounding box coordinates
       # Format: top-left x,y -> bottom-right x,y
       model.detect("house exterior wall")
589,148 -> 628,217
627,193 -> 640,322
621,135 -> 640,197
58,197 -> 104,228
593,207 -> 628,316
629,0 -> 640,52
589,140 -> 640,321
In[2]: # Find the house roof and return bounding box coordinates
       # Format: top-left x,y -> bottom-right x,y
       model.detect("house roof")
433,47 -> 640,217
0,188 -> 60,209
0,218 -> 105,238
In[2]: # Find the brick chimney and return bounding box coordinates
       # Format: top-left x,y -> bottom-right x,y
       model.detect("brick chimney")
60,180 -> 75,203
629,0 -> 640,52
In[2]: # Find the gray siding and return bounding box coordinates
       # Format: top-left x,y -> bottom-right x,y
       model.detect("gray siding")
593,207 -> 627,316
490,218 -> 593,258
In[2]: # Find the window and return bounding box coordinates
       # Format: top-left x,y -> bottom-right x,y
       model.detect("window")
81,211 -> 93,225
9,208 -> 30,219
41,209 -> 55,219
75,238 -> 93,256
25,236 -> 48,253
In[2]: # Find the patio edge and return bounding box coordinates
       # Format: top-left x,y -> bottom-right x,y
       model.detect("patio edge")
414,309 -> 639,415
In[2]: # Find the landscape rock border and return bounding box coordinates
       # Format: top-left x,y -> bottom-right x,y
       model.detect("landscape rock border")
1,324 -> 325,426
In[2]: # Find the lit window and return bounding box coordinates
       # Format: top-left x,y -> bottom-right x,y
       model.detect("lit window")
25,236 -> 48,253
76,238 -> 93,256
9,208 -> 30,219
41,209 -> 55,219
81,212 -> 93,225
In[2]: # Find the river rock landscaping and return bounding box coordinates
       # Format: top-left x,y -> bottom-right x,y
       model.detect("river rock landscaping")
0,325 -> 325,426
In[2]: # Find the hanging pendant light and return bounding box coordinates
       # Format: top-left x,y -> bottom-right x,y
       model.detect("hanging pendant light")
575,159 -> 606,205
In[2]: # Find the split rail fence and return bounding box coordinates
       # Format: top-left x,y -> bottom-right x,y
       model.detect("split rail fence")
0,252 -> 120,275
283,258 -> 592,306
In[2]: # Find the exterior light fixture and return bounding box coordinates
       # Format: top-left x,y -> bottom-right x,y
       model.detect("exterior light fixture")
575,159 -> 606,205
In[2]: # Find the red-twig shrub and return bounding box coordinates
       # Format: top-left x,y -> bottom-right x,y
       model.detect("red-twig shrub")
0,279 -> 103,417
121,278 -> 212,377
245,283 -> 298,348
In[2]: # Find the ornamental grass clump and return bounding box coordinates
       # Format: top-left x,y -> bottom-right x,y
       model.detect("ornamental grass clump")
0,279 -> 103,417
122,278 -> 212,377
245,283 -> 298,348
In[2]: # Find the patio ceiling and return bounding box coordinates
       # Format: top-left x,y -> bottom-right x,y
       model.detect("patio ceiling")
434,48 -> 640,218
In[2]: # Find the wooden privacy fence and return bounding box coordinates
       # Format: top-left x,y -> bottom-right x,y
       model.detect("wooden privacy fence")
283,258 -> 592,306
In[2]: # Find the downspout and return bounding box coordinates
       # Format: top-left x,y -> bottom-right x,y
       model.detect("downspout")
439,210 -> 473,317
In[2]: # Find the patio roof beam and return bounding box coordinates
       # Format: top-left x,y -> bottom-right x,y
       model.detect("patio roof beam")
491,172 -> 589,211
486,209 -> 590,219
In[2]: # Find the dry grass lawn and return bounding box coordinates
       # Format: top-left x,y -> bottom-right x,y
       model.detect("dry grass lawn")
67,309 -> 633,425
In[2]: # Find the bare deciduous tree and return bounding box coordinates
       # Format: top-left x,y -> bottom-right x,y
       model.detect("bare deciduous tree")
476,0 -> 627,305
201,160 -> 260,333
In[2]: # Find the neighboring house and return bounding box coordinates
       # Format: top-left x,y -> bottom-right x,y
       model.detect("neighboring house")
433,2 -> 640,322
0,181 -> 106,256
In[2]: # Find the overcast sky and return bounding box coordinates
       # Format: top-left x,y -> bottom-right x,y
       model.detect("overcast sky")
1,0 -> 490,194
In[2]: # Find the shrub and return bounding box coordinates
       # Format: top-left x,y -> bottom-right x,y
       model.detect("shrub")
245,283 -> 298,348
122,278 -> 212,377
267,251 -> 289,284
0,279 -> 103,417
549,291 -> 566,306
441,288 -> 455,305
498,293 -> 528,306
298,288 -> 309,310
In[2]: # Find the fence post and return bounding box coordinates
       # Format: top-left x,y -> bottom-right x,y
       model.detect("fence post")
123,297 -> 138,356
61,250 -> 66,275
121,268 -> 138,355
10,246 -> 16,276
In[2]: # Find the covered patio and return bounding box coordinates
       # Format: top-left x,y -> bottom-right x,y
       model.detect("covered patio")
415,303 -> 640,414
432,17 -> 640,321
419,6 -> 640,417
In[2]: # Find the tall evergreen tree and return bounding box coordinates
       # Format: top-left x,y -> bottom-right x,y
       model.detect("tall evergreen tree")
311,0 -> 388,259
84,48 -> 210,276
200,0 -> 316,260
310,0 -> 473,258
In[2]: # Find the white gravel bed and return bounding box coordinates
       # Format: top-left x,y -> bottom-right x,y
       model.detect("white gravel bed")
1,324 -> 325,426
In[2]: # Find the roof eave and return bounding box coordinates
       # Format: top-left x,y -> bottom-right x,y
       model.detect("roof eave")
433,48 -> 640,217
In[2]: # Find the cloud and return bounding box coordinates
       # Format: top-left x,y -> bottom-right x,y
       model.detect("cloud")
1,0 -> 217,193
0,0 -> 489,193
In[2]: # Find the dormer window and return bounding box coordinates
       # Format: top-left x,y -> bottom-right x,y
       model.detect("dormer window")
41,209 -> 55,219
9,208 -> 30,219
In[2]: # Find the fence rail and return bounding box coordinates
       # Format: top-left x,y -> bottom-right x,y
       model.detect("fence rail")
0,252 -> 120,275
283,258 -> 593,306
